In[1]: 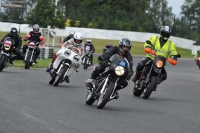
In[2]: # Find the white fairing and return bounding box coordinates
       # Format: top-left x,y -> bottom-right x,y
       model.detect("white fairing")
53,47 -> 82,76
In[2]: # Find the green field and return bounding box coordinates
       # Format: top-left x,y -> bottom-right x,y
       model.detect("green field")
0,31 -> 194,68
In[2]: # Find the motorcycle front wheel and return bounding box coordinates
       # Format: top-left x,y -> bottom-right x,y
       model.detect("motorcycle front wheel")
53,65 -> 69,86
83,57 -> 88,69
24,52 -> 32,69
142,76 -> 157,99
96,81 -> 114,109
0,54 -> 7,71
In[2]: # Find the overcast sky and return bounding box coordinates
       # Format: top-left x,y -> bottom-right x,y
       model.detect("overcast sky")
167,0 -> 185,16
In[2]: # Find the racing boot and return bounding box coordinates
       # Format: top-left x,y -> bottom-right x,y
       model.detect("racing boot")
132,71 -> 141,82
65,76 -> 70,83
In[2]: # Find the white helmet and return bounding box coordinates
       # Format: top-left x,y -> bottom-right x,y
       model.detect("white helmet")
87,38 -> 92,45
74,32 -> 83,46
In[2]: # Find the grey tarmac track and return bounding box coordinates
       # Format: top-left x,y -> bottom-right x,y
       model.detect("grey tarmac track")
0,56 -> 200,133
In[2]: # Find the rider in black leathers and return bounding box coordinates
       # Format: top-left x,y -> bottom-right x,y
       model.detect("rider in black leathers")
0,27 -> 24,64
90,38 -> 134,99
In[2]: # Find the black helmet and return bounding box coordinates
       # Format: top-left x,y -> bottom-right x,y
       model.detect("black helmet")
10,27 -> 18,37
118,38 -> 132,55
106,43 -> 113,48
160,26 -> 172,41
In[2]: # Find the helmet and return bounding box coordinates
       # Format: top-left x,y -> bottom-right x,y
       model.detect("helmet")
106,43 -> 113,48
33,24 -> 40,33
10,27 -> 18,37
118,38 -> 132,55
69,31 -> 75,38
160,26 -> 172,41
87,38 -> 92,45
74,32 -> 83,46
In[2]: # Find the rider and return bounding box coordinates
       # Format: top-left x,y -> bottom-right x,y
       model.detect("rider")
103,43 -> 113,53
46,32 -> 84,83
194,50 -> 200,60
23,24 -> 45,64
88,38 -> 134,99
0,27 -> 24,64
132,26 -> 178,85
84,38 -> 95,65
63,31 -> 75,43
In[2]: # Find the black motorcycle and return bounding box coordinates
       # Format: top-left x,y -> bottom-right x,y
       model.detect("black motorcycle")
0,37 -> 14,71
85,54 -> 129,109
133,40 -> 181,99
24,41 -> 40,69
82,50 -> 92,69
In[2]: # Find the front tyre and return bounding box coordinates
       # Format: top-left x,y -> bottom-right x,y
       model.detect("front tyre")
25,52 -> 31,69
83,57 -> 88,69
53,65 -> 69,86
142,76 -> 157,99
96,81 -> 114,109
0,55 -> 7,71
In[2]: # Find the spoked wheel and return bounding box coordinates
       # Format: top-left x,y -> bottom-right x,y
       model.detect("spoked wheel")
96,81 -> 114,109
53,65 -> 69,86
142,76 -> 157,99
83,57 -> 88,69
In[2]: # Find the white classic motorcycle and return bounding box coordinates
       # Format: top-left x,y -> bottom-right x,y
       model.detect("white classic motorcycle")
49,45 -> 82,86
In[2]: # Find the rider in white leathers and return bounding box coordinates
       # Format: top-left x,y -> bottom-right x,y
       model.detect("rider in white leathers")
46,32 -> 84,83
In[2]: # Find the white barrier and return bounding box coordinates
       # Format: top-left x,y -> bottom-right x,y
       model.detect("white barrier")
0,22 -> 198,55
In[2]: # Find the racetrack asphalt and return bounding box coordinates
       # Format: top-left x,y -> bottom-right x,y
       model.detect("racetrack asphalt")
0,56 -> 200,133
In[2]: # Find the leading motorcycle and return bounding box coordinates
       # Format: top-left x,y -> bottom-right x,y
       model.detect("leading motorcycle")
0,37 -> 14,71
85,54 -> 129,109
133,40 -> 181,99
49,45 -> 82,86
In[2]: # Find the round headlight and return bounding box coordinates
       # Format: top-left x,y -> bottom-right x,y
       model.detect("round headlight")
115,66 -> 125,76
64,50 -> 71,56
73,55 -> 80,62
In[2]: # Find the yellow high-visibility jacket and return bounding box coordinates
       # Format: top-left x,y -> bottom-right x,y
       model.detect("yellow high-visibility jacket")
144,36 -> 177,59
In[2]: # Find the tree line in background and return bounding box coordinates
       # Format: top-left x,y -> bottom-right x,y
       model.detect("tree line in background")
1,0 -> 200,41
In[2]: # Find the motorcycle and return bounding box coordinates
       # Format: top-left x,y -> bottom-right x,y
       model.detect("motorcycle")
85,54 -> 130,109
24,41 -> 40,69
133,40 -> 181,99
49,45 -> 82,86
82,49 -> 92,69
0,37 -> 14,71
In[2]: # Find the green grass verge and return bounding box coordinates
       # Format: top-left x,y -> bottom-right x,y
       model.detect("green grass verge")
0,31 -> 194,68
